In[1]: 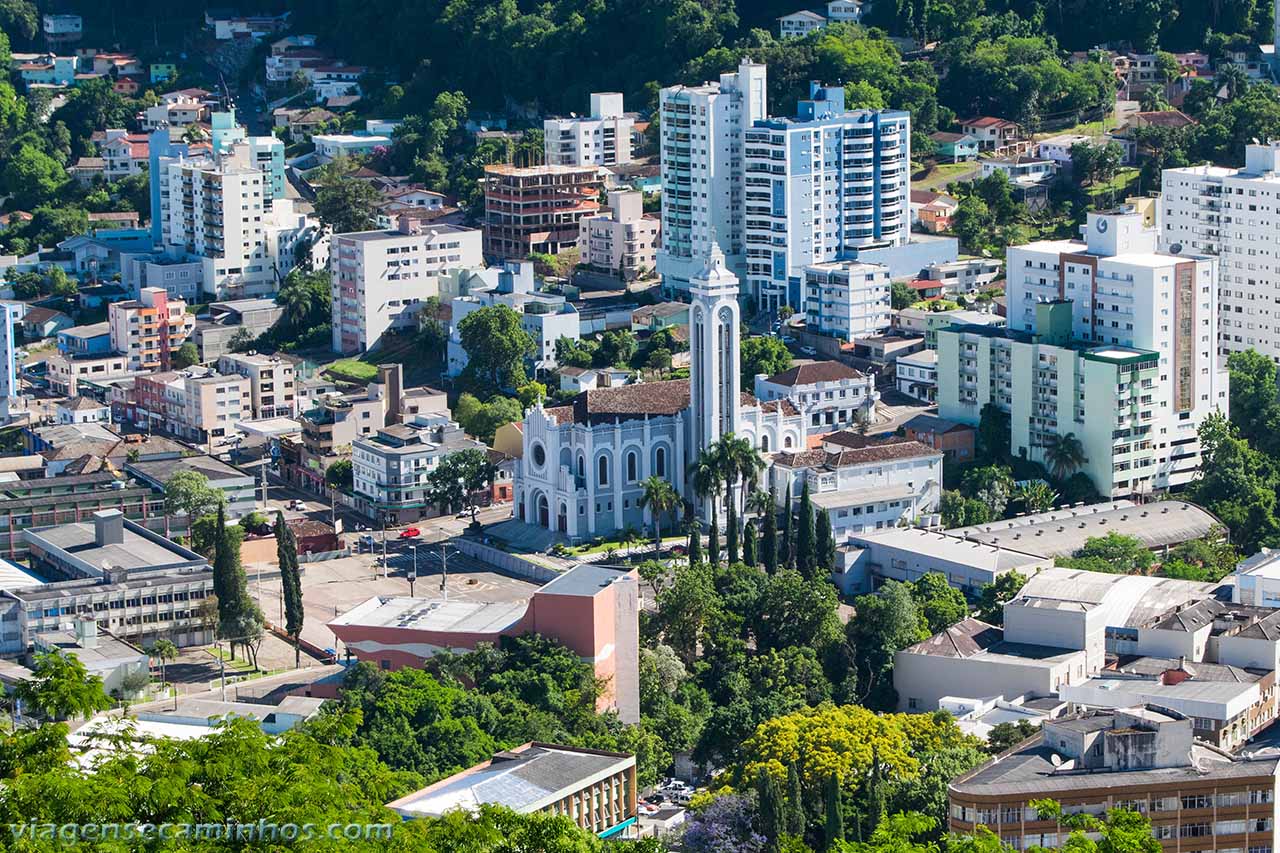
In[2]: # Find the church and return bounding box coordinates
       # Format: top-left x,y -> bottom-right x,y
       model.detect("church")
515,246 -> 808,541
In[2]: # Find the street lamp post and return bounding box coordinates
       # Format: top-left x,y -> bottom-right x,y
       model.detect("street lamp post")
409,545 -> 417,598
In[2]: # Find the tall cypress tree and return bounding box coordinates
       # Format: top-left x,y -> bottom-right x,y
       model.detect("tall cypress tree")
687,519 -> 703,567
762,486 -> 779,574
823,773 -> 844,849
864,747 -> 885,839
786,761 -> 804,837
743,519 -> 758,568
726,499 -> 739,565
276,511 -> 305,669
815,508 -> 836,578
757,768 -> 785,852
212,503 -> 254,659
708,508 -> 721,567
796,480 -> 815,577
780,482 -> 794,569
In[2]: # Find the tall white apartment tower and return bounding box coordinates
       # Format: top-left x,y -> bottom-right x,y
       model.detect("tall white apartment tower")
743,82 -> 910,313
543,93 -> 635,167
690,243 -> 742,460
657,59 -> 768,295
1162,142 -> 1280,362
1006,208 -> 1227,490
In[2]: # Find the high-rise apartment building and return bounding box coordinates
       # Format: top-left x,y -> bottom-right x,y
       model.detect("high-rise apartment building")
210,108 -> 286,204
656,59 -> 768,295
108,287 -> 196,372
544,92 -> 635,167
481,164 -> 603,259
743,83 -> 910,312
1162,142 -> 1280,361
155,139 -> 321,300
330,217 -> 483,355
994,209 -> 1225,492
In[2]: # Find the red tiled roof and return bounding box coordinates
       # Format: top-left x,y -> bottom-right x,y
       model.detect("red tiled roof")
764,360 -> 864,386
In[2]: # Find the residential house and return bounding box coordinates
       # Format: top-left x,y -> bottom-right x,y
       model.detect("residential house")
929,131 -> 978,161
901,412 -> 973,461
959,117 -> 1020,151
22,307 -> 73,340
778,10 -> 827,38
910,190 -> 958,234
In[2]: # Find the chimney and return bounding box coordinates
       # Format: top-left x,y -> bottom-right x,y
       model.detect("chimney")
75,616 -> 99,650
93,509 -> 124,546
378,364 -> 404,426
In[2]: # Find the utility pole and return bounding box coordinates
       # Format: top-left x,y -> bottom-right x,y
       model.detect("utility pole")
218,643 -> 226,701
410,545 -> 417,598
440,539 -> 448,600
381,513 -> 388,579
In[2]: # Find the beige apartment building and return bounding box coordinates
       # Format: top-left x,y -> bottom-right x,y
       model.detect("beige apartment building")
578,190 -> 659,281
108,287 -> 195,372
132,368 -> 251,454
217,352 -> 297,418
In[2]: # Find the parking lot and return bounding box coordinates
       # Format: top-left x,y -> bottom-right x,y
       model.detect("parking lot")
246,538 -> 540,654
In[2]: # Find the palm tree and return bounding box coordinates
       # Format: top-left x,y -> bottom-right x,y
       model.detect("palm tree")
146,638 -> 179,707
689,450 -> 722,564
1042,432 -> 1088,480
639,476 -> 679,554
1215,63 -> 1248,101
711,433 -> 764,532
746,487 -> 773,521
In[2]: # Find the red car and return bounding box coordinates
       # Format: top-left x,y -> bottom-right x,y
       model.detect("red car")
398,527 -> 421,539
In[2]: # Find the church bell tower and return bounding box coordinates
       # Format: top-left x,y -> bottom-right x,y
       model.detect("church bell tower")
689,242 -> 742,461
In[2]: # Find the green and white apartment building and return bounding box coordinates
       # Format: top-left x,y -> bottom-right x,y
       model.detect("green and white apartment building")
938,210 -> 1229,498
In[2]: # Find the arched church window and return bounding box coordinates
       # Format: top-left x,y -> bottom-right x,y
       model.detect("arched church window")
627,451 -> 638,482
655,447 -> 666,477
598,455 -> 609,487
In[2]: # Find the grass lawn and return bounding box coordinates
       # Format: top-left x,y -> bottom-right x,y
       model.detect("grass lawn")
1085,167 -> 1141,203
566,534 -> 686,557
323,358 -> 380,383
912,161 -> 980,192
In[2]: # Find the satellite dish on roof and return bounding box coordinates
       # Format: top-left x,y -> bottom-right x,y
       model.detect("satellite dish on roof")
1169,243 -> 1183,254
1050,754 -> 1062,767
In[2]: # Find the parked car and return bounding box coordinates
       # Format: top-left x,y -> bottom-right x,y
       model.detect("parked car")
799,346 -> 817,356
289,499 -> 308,511
399,527 -> 421,539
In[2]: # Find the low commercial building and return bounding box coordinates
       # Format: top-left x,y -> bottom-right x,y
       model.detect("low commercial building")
45,352 -> 132,397
947,500 -> 1223,559
126,455 -> 256,517
754,362 -> 878,432
838,528 -> 1051,597
191,298 -> 285,361
917,258 -> 1003,295
902,413 -> 974,462
895,349 -> 937,403
894,617 -> 1088,713
330,564 -> 640,723
388,743 -> 637,838
949,708 -> 1280,853
129,368 -> 251,455
1062,656 -> 1275,752
1235,550 -> 1280,609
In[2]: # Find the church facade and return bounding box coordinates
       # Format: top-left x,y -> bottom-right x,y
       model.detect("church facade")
515,247 -> 808,541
